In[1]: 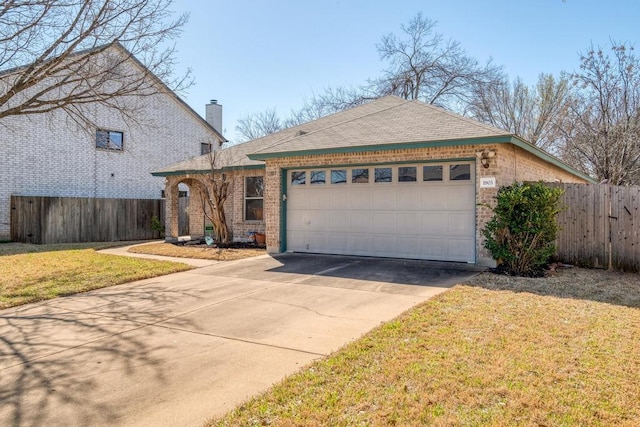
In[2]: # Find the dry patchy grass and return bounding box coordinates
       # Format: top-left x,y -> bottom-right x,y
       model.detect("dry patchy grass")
0,241 -> 143,256
211,267 -> 640,427
0,244 -> 191,309
128,242 -> 267,261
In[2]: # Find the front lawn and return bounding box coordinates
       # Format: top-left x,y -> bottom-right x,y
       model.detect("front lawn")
210,268 -> 640,426
0,243 -> 192,309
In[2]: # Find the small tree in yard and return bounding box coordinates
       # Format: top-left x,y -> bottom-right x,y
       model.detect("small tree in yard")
197,149 -> 230,244
483,182 -> 564,276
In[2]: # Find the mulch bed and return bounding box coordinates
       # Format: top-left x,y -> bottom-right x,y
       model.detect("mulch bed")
172,239 -> 266,250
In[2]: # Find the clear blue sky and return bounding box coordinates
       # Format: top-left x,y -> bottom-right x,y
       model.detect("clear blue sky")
170,0 -> 640,142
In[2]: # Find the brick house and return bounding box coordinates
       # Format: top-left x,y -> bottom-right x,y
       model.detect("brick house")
0,44 -> 225,241
154,96 -> 593,266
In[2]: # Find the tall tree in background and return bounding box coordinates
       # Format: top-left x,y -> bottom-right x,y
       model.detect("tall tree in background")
374,13 -> 503,110
0,0 -> 190,129
235,107 -> 283,142
235,13 -> 503,141
561,42 -> 640,184
469,73 -> 571,153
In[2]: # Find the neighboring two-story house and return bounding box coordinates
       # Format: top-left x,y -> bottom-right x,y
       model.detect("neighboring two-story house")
0,43 -> 224,241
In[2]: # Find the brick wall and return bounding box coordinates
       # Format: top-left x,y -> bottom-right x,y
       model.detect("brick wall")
159,141 -> 588,265
163,169 -> 266,241
262,143 -> 588,265
0,82 -> 216,240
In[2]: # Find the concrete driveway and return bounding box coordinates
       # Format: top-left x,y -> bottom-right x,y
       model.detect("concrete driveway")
0,253 -> 478,427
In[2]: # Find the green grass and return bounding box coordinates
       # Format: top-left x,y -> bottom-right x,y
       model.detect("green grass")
0,243 -> 192,309
210,271 -> 640,427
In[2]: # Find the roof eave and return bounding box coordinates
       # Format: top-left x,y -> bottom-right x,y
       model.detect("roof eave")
247,135 -> 514,160
246,135 -> 596,183
151,163 -> 265,177
507,135 -> 596,183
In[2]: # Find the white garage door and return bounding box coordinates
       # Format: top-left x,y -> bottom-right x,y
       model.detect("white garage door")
286,162 -> 476,263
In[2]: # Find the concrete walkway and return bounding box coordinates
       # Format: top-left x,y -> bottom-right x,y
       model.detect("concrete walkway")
0,252 -> 478,427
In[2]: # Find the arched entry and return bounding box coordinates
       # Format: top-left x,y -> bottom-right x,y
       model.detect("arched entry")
163,176 -> 208,241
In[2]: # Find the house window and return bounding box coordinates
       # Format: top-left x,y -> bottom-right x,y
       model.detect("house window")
375,167 -> 392,182
291,171 -> 306,185
245,176 -> 264,221
398,167 -> 417,182
331,170 -> 347,184
352,168 -> 369,183
96,129 -> 123,151
450,164 -> 471,181
423,165 -> 443,181
201,142 -> 212,155
310,170 -> 326,185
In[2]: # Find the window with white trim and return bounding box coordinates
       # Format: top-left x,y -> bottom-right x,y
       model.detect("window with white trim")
245,176 -> 264,221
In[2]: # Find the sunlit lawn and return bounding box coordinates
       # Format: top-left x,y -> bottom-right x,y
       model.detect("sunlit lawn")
128,242 -> 267,261
210,268 -> 640,426
0,242 -> 192,309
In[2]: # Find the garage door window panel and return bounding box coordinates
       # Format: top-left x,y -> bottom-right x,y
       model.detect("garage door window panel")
352,168 -> 369,183
450,164 -> 471,181
398,166 -> 417,182
375,167 -> 392,183
245,176 -> 264,221
331,170 -> 347,184
310,171 -> 326,185
423,165 -> 443,182
291,171 -> 306,185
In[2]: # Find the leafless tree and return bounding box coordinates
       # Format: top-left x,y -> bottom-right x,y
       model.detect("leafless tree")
469,73 -> 571,153
561,42 -> 640,185
374,13 -> 503,110
285,86 -> 377,127
235,13 -> 504,140
0,0 -> 190,129
235,107 -> 283,142
197,148 -> 230,243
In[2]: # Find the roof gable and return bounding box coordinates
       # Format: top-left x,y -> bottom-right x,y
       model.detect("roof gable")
153,95 -> 592,182
249,97 -> 510,158
1,42 -> 226,143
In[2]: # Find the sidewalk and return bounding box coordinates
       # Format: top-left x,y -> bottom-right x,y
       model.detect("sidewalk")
98,241 -> 218,267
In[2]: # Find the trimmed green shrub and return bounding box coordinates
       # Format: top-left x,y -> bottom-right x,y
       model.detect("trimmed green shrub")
150,215 -> 165,235
483,182 -> 564,276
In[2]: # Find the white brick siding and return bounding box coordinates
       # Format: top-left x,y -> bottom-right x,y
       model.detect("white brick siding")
0,89 -> 218,240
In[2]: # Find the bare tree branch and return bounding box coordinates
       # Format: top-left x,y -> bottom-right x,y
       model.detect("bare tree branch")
562,41 -> 640,184
235,107 -> 283,142
373,13 -> 504,110
469,73 -> 571,153
0,0 -> 191,130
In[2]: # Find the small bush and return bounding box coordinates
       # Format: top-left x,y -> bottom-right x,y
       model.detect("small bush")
150,215 -> 165,234
483,182 -> 564,276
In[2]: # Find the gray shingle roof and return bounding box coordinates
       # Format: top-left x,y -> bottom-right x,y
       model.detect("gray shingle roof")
153,95 -> 511,174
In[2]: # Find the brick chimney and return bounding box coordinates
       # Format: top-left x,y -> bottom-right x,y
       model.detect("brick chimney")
205,99 -> 222,133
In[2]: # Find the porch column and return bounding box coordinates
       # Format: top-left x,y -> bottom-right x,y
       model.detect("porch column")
164,178 -> 179,242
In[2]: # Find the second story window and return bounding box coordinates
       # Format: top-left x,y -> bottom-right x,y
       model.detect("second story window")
96,130 -> 123,151
201,142 -> 212,155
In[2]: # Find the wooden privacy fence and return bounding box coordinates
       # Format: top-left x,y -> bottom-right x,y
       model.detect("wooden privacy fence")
10,196 -> 190,244
548,183 -> 639,272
